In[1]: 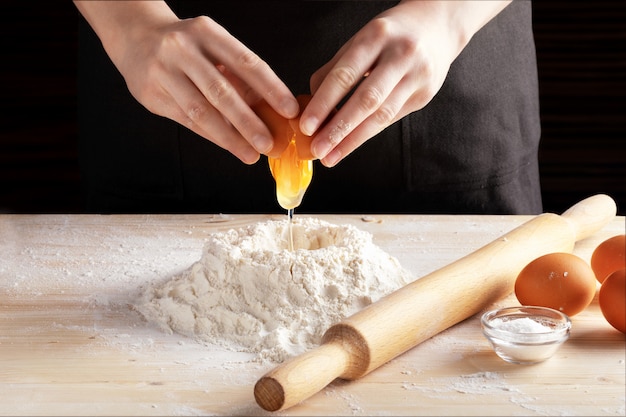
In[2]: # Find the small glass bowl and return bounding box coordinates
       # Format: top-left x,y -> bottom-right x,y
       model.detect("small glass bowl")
481,306 -> 571,365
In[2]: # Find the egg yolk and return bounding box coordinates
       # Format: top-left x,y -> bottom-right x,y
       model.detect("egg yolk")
268,136 -> 313,210
253,94 -> 329,210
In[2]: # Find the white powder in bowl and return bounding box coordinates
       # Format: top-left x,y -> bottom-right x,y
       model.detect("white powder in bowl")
490,317 -> 553,333
135,217 -> 414,363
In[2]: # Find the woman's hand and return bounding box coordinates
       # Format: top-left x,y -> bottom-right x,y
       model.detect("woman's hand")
300,0 -> 511,167
74,0 -> 299,164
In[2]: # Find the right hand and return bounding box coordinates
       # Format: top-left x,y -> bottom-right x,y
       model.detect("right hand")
76,1 -> 299,164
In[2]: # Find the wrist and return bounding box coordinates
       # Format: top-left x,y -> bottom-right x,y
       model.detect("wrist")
397,0 -> 511,59
74,0 -> 179,67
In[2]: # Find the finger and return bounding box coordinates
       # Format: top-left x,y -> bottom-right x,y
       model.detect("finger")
300,32 -> 383,136
158,71 -> 261,164
309,57 -> 405,160
217,64 -> 262,106
184,56 -> 276,155
199,18 -> 299,119
319,76 -> 415,168
308,37 -> 354,94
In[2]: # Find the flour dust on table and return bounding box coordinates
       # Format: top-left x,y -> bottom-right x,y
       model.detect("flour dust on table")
135,217 -> 414,362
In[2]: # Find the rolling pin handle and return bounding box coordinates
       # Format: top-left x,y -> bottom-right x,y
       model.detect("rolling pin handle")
254,342 -> 350,411
560,194 -> 617,241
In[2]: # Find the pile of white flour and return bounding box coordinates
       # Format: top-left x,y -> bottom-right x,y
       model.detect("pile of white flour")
136,217 -> 413,362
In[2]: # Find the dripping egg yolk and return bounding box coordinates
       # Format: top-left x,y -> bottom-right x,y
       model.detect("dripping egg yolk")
268,138 -> 313,209
252,94 -> 317,210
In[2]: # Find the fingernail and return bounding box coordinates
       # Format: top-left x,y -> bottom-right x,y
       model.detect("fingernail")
301,116 -> 319,136
281,97 -> 300,118
252,134 -> 273,153
313,140 -> 332,160
241,147 -> 260,164
322,149 -> 341,167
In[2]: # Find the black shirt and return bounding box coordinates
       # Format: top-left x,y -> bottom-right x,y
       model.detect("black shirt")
77,1 -> 542,214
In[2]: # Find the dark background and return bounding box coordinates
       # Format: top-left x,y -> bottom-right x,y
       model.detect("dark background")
1,1 -> 624,215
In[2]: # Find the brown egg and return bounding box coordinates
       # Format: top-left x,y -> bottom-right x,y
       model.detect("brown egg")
599,268 -> 626,333
591,234 -> 625,283
288,94 -> 315,160
252,94 -> 316,160
515,252 -> 597,316
250,98 -> 292,159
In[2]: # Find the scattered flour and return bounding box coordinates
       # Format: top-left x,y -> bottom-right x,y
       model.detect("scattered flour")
135,217 -> 414,363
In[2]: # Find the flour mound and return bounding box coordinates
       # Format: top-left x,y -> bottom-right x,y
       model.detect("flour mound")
136,217 -> 413,362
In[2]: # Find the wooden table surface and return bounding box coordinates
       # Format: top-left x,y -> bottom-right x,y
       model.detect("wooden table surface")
1,213 -> 624,416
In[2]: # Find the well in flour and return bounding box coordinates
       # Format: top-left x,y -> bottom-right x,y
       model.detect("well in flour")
135,217 -> 413,363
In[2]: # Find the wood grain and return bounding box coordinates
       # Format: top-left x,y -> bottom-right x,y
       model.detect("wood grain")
0,213 -> 623,415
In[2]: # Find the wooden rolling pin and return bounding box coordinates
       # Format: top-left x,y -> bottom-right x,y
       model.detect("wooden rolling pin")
254,194 -> 617,411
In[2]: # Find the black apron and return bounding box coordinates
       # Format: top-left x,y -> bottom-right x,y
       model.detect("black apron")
77,1 -> 542,214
